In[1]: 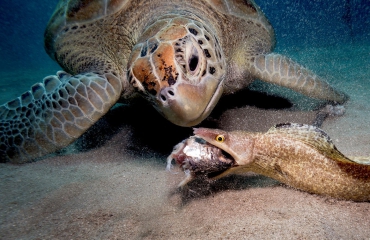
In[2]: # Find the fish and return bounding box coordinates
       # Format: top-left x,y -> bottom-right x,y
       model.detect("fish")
167,123 -> 370,201
166,136 -> 234,187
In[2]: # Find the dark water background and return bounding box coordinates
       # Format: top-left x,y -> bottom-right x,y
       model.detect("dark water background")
0,0 -> 369,103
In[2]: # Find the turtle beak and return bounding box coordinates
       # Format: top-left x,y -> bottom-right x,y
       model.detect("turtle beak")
157,75 -> 223,127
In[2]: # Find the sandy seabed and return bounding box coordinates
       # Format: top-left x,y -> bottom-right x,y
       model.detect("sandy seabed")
1,43 -> 370,239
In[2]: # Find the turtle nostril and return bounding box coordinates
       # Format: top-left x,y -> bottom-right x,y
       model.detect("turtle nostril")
160,88 -> 175,102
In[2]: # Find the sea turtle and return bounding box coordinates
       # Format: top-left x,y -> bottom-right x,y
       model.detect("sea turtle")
167,124 -> 370,201
0,0 -> 347,163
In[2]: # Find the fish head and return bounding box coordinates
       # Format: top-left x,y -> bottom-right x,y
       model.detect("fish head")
167,136 -> 235,186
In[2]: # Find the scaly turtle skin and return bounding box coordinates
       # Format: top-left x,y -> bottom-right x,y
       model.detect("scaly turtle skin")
0,0 -> 347,163
182,124 -> 370,201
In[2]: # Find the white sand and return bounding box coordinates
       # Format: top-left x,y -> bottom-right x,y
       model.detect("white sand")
1,43 -> 370,239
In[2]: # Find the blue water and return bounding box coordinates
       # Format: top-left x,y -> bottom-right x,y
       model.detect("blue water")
0,1 -> 58,70
0,0 -> 369,104
259,0 -> 370,48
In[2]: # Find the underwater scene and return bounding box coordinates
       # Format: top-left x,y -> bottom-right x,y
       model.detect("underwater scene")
0,0 -> 370,238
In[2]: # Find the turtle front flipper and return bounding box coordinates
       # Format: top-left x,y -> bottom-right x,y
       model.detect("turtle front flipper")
0,71 -> 122,163
249,53 -> 348,104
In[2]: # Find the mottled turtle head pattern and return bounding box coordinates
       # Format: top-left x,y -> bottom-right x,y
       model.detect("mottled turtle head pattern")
127,17 -> 226,127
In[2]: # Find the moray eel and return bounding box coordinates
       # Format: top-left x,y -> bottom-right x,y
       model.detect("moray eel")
167,123 -> 370,201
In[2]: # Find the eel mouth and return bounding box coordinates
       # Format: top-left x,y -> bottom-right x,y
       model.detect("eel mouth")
166,136 -> 236,183
205,144 -> 236,179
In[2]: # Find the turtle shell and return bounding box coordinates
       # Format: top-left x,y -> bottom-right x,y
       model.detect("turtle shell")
44,0 -> 129,58
206,0 -> 271,25
44,0 -> 274,64
206,0 -> 259,17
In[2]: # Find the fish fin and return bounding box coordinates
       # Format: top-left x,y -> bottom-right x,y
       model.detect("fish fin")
267,123 -> 363,165
178,170 -> 195,188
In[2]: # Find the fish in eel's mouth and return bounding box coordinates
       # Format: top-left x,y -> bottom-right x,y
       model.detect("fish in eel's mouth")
166,136 -> 235,186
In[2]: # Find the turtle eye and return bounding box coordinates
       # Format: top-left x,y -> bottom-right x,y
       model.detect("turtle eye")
215,135 -> 225,143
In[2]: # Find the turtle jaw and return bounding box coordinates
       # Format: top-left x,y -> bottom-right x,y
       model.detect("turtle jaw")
156,75 -> 224,127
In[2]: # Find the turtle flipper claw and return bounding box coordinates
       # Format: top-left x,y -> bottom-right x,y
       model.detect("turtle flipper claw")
0,72 -> 122,163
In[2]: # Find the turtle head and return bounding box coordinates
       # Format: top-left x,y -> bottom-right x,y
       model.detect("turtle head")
127,17 -> 226,127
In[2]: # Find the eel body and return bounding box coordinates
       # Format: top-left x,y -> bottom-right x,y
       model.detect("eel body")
167,123 -> 370,201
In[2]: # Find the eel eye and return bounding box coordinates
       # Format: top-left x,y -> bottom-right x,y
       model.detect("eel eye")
215,135 -> 225,143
